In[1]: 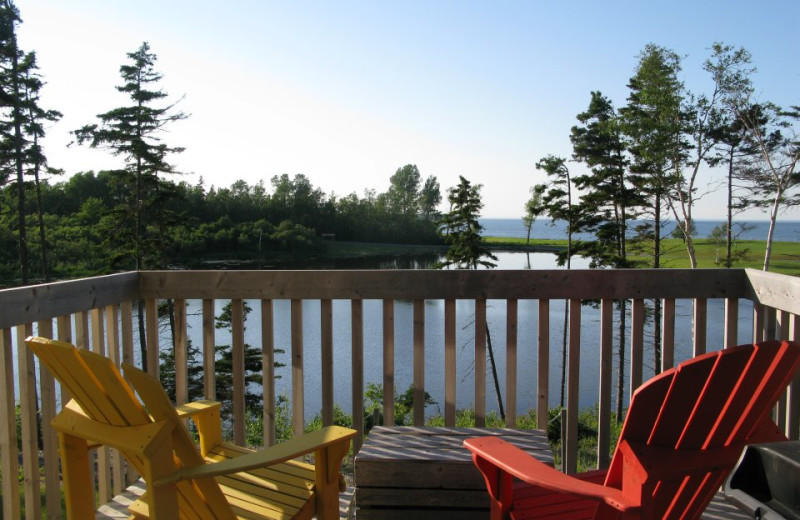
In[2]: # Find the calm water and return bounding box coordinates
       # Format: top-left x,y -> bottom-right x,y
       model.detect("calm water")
182,251 -> 752,421
19,247 -> 763,422
482,218 -> 800,242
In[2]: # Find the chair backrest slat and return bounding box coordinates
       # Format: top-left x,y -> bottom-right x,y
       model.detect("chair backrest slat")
602,341 -> 800,520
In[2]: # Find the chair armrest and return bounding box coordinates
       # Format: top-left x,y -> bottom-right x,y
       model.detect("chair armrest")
464,437 -> 640,512
51,407 -> 174,458
154,426 -> 356,486
175,400 -> 220,419
175,400 -> 222,456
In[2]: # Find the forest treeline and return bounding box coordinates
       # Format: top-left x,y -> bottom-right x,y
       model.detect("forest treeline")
0,166 -> 443,284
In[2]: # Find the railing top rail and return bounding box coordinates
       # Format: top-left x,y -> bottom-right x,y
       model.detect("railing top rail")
138,269 -> 751,301
0,272 -> 139,329
745,268 -> 800,315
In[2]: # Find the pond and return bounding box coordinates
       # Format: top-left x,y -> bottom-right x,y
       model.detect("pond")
179,252 -> 753,421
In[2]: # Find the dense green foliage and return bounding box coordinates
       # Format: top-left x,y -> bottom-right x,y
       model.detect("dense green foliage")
0,167 -> 442,285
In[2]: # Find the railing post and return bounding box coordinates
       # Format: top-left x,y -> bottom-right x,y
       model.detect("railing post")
598,299 -> 613,469
537,299 -> 550,431
444,299 -> 456,427
506,299 -> 518,429
18,323 -> 41,519
565,299 -> 581,475
0,328 -> 20,520
261,299 -> 275,446
321,299 -> 334,427
352,300 -> 364,451
383,299 -> 395,426
232,299 -> 246,445
413,299 -> 425,426
474,299 -> 487,427
291,299 -> 304,437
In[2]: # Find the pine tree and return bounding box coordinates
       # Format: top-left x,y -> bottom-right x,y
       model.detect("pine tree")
74,41 -> 187,370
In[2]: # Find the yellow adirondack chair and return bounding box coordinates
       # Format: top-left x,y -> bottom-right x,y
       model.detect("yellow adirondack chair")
26,336 -> 356,520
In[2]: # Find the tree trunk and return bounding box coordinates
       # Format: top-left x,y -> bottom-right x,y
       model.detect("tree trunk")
726,148 -> 734,268
33,155 -> 48,282
616,299 -> 627,422
10,32 -> 27,285
485,326 -> 505,422
763,188 -> 782,271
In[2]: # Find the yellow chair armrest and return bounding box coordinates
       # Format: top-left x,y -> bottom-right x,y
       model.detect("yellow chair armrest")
155,426 -> 356,486
175,400 -> 222,456
175,400 -> 220,419
52,408 -> 174,458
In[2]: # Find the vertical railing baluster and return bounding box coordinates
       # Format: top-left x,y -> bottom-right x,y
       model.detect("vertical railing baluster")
202,299 -> 216,401
90,308 -> 112,505
37,319 -> 61,519
764,306 -> 777,340
753,303 -> 765,343
145,299 -> 159,379
174,298 -> 188,406
777,310 -> 790,433
565,299 -> 581,475
444,299 -> 456,427
662,298 -> 675,371
231,299 -> 245,445
321,299 -> 334,427
724,298 -> 739,348
693,298 -> 707,356
413,299 -> 425,426
18,323 -> 40,520
506,299 -> 518,428
598,299 -> 612,469
537,299 -> 550,431
120,301 -> 139,485
57,314 -> 74,406
261,299 -> 275,446
630,299 -> 645,397
0,328 -> 20,520
75,310 -> 89,349
383,299 -> 395,426
788,314 -> 799,440
291,299 -> 304,437
104,305 -> 126,496
352,300 -> 364,451
475,299 -> 487,427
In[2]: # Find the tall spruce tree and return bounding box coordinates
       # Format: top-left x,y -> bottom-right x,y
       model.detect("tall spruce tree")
535,155 -> 579,407
621,44 -> 684,372
437,176 -> 503,422
569,91 -> 642,416
74,42 -> 187,369
0,0 -> 27,283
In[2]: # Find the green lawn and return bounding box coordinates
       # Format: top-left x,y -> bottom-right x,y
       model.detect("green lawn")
485,237 -> 800,276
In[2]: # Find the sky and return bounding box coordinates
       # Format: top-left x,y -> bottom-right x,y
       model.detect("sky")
14,0 -> 800,220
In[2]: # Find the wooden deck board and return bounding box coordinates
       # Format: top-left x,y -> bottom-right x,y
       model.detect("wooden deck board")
96,480 -> 356,519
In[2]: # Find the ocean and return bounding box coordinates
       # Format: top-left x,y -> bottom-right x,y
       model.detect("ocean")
480,218 -> 800,242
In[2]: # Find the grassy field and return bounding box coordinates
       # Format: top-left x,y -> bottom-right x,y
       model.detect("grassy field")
485,236 -> 800,276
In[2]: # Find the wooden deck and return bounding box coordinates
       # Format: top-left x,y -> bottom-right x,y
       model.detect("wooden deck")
96,481 -> 356,519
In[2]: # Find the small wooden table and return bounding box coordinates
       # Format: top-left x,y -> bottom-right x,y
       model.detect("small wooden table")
354,426 -> 553,519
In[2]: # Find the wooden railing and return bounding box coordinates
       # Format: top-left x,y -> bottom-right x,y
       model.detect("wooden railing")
1,268 -> 799,519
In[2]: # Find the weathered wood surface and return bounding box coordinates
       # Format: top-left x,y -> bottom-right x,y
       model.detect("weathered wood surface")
0,272 -> 138,329
138,269 -> 749,300
355,427 -> 552,517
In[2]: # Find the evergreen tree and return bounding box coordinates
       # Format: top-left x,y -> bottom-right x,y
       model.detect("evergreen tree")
74,42 -> 187,370
535,155 -> 578,407
569,91 -> 642,415
621,44 -> 685,372
437,176 -> 502,422
437,176 -> 496,269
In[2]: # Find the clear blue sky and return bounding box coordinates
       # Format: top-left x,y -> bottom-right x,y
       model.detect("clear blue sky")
17,0 -> 800,219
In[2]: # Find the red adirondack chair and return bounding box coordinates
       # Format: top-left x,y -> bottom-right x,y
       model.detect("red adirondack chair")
464,340 -> 800,520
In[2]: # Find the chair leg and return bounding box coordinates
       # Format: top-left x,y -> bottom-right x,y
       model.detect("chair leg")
315,440 -> 350,520
143,436 -> 179,519
58,432 -> 97,519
